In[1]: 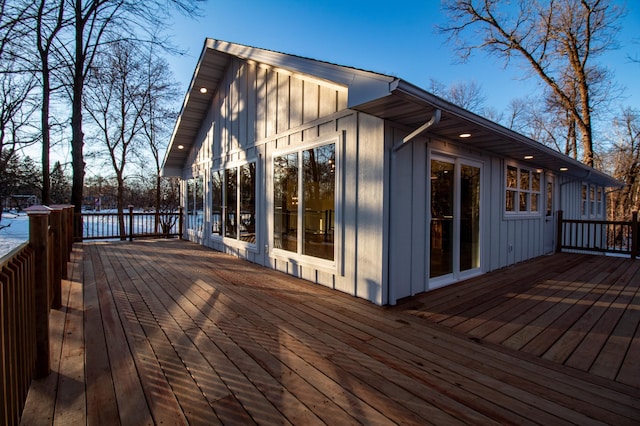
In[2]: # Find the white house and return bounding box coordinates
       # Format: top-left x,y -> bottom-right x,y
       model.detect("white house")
162,39 -> 620,306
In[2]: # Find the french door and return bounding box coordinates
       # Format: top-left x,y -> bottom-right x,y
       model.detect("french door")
429,156 -> 482,288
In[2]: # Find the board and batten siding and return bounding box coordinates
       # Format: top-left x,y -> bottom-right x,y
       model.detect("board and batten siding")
388,132 -> 553,303
181,56 -> 388,305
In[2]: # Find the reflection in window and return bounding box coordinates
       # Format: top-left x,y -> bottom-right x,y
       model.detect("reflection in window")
505,165 -> 540,214
211,170 -> 222,235
303,144 -> 335,260
274,153 -> 298,252
187,176 -> 204,231
225,168 -> 237,239
239,163 -> 256,243
430,160 -> 454,278
274,143 -> 335,261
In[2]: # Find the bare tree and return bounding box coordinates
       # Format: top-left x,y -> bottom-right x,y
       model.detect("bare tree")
429,78 -> 487,113
84,41 -> 149,239
35,0 -> 68,205
440,0 -> 623,167
136,42 -> 178,231
59,0 -> 205,238
606,107 -> 640,220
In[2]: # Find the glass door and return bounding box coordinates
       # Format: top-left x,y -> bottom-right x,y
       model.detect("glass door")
430,157 -> 482,287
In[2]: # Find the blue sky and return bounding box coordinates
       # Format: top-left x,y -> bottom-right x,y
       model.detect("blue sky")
168,0 -> 640,118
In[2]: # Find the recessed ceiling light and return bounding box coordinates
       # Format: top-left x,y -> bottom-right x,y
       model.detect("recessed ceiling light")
199,87 -> 208,94
524,155 -> 534,160
459,133 -> 471,138
177,145 -> 184,150
560,167 -> 568,171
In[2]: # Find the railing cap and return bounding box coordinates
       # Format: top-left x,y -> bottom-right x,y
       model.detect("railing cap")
50,204 -> 73,209
25,205 -> 52,215
48,205 -> 64,211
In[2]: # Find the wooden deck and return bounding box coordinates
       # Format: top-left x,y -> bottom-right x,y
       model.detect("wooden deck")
396,252 -> 640,388
20,240 -> 640,425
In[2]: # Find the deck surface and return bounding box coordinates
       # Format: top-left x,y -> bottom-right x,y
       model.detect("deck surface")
396,252 -> 640,388
20,240 -> 640,425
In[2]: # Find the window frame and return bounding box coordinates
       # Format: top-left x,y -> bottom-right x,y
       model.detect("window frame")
186,175 -> 205,233
210,159 -> 259,248
504,163 -> 542,217
581,183 -> 605,219
270,135 -> 341,270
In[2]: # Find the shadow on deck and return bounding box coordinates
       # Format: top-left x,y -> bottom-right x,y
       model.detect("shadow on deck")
20,240 -> 640,425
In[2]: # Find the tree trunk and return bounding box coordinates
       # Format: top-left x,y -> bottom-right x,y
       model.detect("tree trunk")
117,176 -> 126,240
41,59 -> 51,206
70,0 -> 85,238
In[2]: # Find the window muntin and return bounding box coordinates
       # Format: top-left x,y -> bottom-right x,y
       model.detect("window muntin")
581,183 -> 604,219
505,165 -> 540,215
273,142 -> 335,261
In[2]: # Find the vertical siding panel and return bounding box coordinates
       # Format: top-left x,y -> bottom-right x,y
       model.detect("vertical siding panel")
336,115 -> 357,296
266,69 -> 277,138
319,86 -> 336,117
237,62 -> 248,147
355,113 -> 384,304
289,76 -> 303,128
230,61 -> 239,150
303,81 -> 319,123
337,89 -> 348,111
411,140 -> 427,295
247,63 -> 258,143
388,128 -> 413,300
255,67 -> 267,140
277,73 -> 290,133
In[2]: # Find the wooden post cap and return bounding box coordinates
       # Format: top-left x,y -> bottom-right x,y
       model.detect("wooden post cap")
25,205 -> 53,215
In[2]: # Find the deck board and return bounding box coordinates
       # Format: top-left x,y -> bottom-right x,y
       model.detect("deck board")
20,240 -> 640,425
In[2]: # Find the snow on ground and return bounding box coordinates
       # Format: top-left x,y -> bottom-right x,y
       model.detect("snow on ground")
0,212 -> 30,259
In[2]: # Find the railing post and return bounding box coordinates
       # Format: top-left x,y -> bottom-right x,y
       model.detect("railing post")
555,210 -> 564,254
179,206 -> 184,240
25,205 -> 52,378
49,206 -> 63,309
128,205 -> 134,242
631,211 -> 638,259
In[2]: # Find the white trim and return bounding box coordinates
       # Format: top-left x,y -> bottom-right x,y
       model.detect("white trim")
427,151 -> 484,289
504,161 -> 543,219
209,157 -> 260,252
269,133 -> 342,274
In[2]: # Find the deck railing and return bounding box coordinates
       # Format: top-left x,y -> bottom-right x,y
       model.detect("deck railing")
557,210 -> 639,258
78,206 -> 183,241
0,205 -> 74,425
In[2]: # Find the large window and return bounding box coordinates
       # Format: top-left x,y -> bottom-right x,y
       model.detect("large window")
274,142 -> 335,261
506,165 -> 540,215
187,176 -> 204,231
211,163 -> 256,243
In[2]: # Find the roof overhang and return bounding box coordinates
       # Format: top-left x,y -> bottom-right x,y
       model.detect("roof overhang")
162,39 -> 395,176
352,79 -> 621,188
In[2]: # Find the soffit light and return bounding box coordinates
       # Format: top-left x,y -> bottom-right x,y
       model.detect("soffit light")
560,167 -> 568,171
524,155 -> 534,160
177,145 -> 184,150
199,87 -> 208,94
459,133 -> 471,138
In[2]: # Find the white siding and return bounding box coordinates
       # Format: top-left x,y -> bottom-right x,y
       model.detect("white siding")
181,56 -> 387,304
